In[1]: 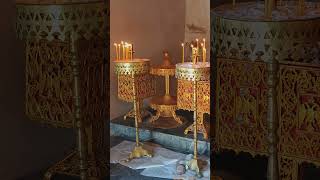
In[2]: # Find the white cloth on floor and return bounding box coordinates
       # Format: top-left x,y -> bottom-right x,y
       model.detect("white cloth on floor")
110,140 -> 186,169
141,154 -> 210,180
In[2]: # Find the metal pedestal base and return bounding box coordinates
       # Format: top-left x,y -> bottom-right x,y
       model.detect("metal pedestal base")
149,95 -> 182,125
43,151 -> 107,180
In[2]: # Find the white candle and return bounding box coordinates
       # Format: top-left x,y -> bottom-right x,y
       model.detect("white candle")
181,43 -> 184,63
201,43 -> 205,62
130,44 -> 133,60
118,44 -> 121,60
121,41 -> 125,60
196,39 -> 199,56
114,43 -> 118,60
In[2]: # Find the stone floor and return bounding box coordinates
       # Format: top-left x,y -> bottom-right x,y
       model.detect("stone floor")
17,136 -> 320,180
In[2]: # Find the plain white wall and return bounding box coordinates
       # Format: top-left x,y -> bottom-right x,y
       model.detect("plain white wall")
110,0 -> 186,120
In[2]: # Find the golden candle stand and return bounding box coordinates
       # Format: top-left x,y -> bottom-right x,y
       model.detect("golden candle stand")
114,59 -> 154,160
16,2 -> 108,179
176,62 -> 212,177
149,51 -> 183,126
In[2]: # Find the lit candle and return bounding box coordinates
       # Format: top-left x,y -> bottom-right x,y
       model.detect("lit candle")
125,42 -> 129,60
191,44 -> 195,64
201,43 -> 206,63
196,39 -> 199,55
118,44 -> 121,59
203,38 -> 206,49
114,43 -> 118,60
121,41 -> 125,60
130,44 -> 133,60
181,43 -> 185,63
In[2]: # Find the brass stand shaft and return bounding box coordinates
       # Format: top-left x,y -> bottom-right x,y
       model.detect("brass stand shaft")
132,73 -> 140,146
193,80 -> 198,160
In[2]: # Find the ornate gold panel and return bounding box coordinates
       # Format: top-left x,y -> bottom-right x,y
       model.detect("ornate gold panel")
216,58 -> 268,155
26,40 -> 74,128
118,74 -> 155,102
278,63 -> 320,165
177,80 -> 210,113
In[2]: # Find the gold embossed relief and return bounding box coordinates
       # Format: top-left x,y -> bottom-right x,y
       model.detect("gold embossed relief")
26,39 -> 74,128
118,74 -> 155,102
211,16 -> 320,64
197,81 -> 210,113
278,64 -> 320,164
216,58 -> 268,155
177,80 -> 210,113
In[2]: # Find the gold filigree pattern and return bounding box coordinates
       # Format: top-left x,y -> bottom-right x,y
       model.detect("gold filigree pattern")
211,13 -> 320,64
216,58 -> 268,155
16,3 -> 106,41
176,62 -> 210,82
117,74 -> 155,102
177,80 -> 210,113
278,63 -> 320,165
114,59 -> 151,75
177,80 -> 210,139
279,156 -> 299,180
26,40 -> 74,128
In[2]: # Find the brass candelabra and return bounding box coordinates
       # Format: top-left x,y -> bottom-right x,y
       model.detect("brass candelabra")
114,42 -> 152,122
114,42 -> 155,160
176,38 -> 216,178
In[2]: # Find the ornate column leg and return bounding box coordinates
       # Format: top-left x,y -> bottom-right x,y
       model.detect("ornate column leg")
279,156 -> 299,180
186,80 -> 202,177
197,112 -> 208,140
267,61 -> 279,180
171,107 -> 183,124
127,73 -> 152,161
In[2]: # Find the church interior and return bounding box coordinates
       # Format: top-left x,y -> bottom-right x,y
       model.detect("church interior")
0,0 -> 320,180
